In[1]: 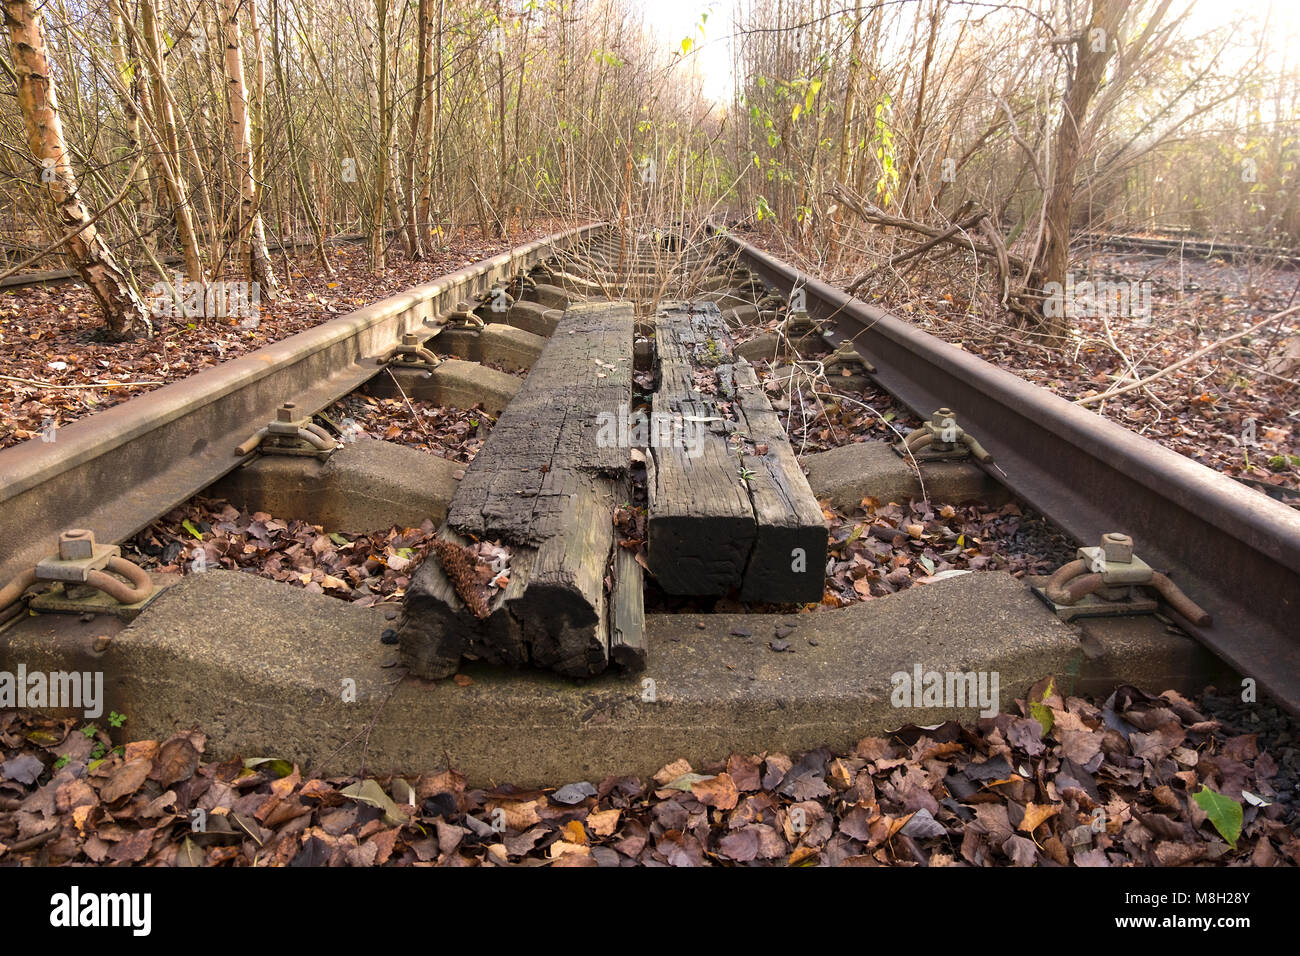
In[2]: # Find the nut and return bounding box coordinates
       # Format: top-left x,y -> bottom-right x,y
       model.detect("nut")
58,529 -> 95,560
1102,532 -> 1134,564
931,408 -> 957,429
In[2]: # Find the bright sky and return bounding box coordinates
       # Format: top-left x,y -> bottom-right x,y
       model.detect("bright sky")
638,0 -> 737,104
633,0 -> 1298,107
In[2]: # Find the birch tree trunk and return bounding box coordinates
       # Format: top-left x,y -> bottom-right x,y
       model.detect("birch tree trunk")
402,0 -> 431,260
220,0 -> 278,298
417,0 -> 442,248
3,0 -> 150,339
370,0 -> 390,272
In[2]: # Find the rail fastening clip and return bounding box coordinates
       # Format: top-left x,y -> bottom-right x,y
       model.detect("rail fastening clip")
896,407 -> 993,463
0,529 -> 155,615
1033,532 -> 1212,625
235,402 -> 340,460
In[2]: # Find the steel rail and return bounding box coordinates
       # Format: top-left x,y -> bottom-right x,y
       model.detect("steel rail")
716,228 -> 1300,713
1080,232 -> 1300,265
0,222 -> 603,584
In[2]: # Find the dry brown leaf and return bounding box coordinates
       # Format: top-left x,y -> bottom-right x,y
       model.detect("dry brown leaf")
1018,801 -> 1062,834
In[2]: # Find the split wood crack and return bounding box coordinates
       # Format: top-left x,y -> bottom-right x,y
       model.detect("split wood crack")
399,297 -> 825,680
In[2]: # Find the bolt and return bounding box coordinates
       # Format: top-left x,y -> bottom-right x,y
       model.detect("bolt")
277,403 -> 296,423
59,529 -> 96,560
1102,532 -> 1133,564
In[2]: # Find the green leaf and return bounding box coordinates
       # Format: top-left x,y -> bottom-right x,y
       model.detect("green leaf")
182,519 -> 203,540
243,756 -> 294,778
791,103 -> 802,123
1029,677 -> 1055,736
1193,786 -> 1242,849
328,532 -> 350,546
680,37 -> 693,55
919,555 -> 935,575
1029,701 -> 1053,736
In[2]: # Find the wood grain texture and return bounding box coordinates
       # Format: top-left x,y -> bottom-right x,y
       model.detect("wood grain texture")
647,302 -> 754,593
401,302 -> 642,678
732,362 -> 828,602
647,301 -> 826,602
609,540 -> 646,670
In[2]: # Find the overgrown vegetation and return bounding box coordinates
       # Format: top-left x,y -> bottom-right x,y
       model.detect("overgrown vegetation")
2,0 -> 1296,343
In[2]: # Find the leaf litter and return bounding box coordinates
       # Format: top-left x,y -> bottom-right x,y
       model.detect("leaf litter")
1,681 -> 1295,866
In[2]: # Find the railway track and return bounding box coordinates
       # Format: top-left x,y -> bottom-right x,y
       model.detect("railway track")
1081,231 -> 1300,265
0,222 -> 599,589
1,221 -> 1298,724
713,226 -> 1300,714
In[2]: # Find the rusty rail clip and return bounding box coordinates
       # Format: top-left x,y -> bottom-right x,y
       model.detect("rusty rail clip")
1033,532 -> 1212,625
896,407 -> 993,463
235,402 -> 340,459
445,300 -> 485,330
389,332 -> 443,370
0,529 -> 154,613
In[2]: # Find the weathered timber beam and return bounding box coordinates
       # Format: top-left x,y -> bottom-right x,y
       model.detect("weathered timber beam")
399,302 -> 641,679
646,301 -> 827,602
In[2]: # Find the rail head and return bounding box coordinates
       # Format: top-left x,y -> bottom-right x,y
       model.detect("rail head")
715,228 -> 1300,568
0,222 -> 605,582
715,226 -> 1300,712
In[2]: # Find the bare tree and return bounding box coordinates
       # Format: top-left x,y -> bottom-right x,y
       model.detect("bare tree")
1032,0 -> 1131,338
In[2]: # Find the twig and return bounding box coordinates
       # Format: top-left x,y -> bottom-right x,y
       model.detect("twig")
814,389 -> 929,505
1096,311 -> 1169,410
1075,306 -> 1299,407
318,672 -> 407,778
384,367 -> 431,436
0,151 -> 146,287
1223,354 -> 1300,392
885,212 -> 987,270
0,374 -> 163,389
4,824 -> 59,854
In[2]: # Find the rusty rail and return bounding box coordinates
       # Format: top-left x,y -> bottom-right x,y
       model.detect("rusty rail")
1080,232 -> 1300,265
0,223 -> 603,584
715,227 -> 1300,714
